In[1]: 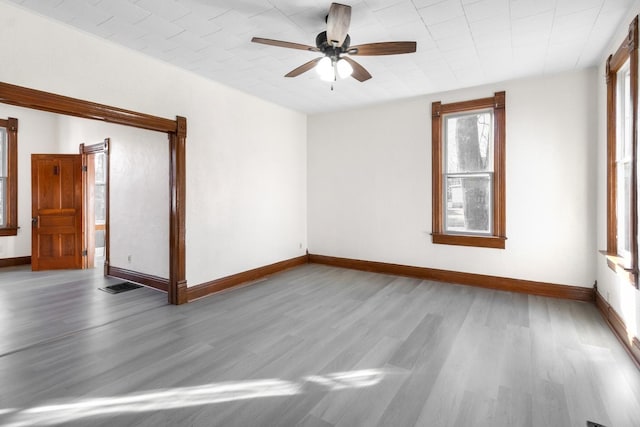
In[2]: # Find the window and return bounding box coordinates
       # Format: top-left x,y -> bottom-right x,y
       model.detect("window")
432,92 -> 506,249
0,117 -> 18,237
604,16 -> 639,286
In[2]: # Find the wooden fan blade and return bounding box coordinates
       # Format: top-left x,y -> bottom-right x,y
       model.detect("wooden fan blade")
342,57 -> 372,82
285,58 -> 323,77
251,37 -> 319,52
349,41 -> 417,56
326,3 -> 351,47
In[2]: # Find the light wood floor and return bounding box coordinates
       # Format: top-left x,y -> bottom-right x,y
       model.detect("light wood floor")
0,263 -> 639,427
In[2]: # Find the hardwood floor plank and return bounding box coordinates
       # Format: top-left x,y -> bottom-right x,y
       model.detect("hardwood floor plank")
451,390 -> 496,427
308,337 -> 403,424
388,314 -> 444,370
297,414 -> 334,427
531,379 -> 572,427
493,386 -> 533,427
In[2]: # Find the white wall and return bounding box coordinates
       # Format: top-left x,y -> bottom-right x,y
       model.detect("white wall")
596,1 -> 640,338
308,69 -> 598,288
56,117 -> 170,278
0,0 -> 307,286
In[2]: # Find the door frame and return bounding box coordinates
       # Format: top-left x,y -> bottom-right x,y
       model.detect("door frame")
0,81 -> 187,304
80,139 -> 109,271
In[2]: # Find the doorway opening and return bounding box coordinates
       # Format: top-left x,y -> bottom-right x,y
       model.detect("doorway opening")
0,81 -> 187,304
81,139 -> 108,271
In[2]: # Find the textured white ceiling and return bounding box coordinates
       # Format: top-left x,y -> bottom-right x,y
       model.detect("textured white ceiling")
8,0 -> 634,113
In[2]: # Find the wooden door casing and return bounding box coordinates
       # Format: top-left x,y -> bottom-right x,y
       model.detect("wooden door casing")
83,153 -> 96,269
80,139 -> 108,271
31,154 -> 83,270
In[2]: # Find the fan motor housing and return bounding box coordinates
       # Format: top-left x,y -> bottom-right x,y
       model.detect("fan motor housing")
316,31 -> 350,55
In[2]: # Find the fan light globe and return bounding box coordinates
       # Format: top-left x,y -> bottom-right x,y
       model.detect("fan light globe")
316,57 -> 334,81
336,58 -> 353,79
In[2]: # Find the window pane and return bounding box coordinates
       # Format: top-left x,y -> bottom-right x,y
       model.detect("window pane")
95,183 -> 106,223
0,127 -> 6,177
617,161 -> 632,256
95,229 -> 105,248
95,152 -> 105,184
445,174 -> 492,234
615,60 -> 633,262
617,62 -> 632,159
624,67 -> 632,156
445,111 -> 493,173
0,177 -> 5,227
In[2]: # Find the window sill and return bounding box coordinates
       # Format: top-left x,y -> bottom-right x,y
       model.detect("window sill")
432,233 -> 506,249
599,250 -> 638,288
0,227 -> 18,237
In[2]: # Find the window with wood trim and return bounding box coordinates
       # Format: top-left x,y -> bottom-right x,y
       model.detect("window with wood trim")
604,16 -> 639,287
432,92 -> 506,249
0,117 -> 18,237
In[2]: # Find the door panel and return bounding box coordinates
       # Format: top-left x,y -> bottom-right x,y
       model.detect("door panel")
31,154 -> 83,270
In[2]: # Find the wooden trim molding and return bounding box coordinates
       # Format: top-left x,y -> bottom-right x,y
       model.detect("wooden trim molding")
80,139 -> 108,270
107,265 -> 169,292
0,81 -> 187,304
606,53 -> 617,256
431,91 -> 507,249
169,116 -> 187,305
0,82 -> 176,133
80,140 -> 108,155
104,138 -> 111,279
595,289 -> 640,369
599,250 -> 637,285
609,16 -> 639,71
0,256 -> 31,268
308,254 -> 594,302
431,234 -> 506,249
432,101 -> 443,236
187,255 -> 309,301
605,16 -> 640,288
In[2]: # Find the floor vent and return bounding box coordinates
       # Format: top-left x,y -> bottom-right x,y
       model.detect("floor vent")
99,282 -> 142,294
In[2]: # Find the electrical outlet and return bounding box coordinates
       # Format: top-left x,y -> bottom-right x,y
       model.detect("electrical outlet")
127,255 -> 132,263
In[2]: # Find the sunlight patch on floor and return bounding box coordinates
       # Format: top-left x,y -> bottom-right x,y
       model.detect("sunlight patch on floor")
0,369 -> 395,426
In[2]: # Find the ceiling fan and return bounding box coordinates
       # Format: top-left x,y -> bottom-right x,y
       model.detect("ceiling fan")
251,3 -> 417,83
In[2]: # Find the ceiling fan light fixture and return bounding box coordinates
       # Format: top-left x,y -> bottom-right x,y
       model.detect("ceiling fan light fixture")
252,3 -> 416,83
336,58 -> 353,79
316,57 -> 334,81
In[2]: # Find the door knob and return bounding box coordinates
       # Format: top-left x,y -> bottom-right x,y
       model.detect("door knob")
32,217 -> 37,225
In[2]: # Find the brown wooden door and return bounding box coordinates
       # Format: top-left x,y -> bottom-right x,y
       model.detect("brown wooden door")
31,154 -> 83,270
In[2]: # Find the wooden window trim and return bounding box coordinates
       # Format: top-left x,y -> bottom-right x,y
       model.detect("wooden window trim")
604,16 -> 639,288
432,91 -> 506,249
0,117 -> 18,236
